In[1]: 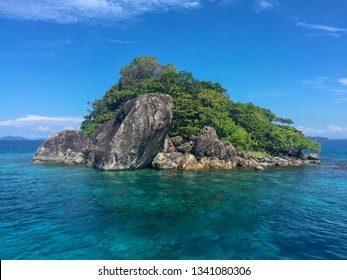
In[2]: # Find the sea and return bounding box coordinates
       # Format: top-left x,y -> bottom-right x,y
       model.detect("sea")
0,139 -> 346,260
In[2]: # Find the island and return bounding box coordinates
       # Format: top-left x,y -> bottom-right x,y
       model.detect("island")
0,136 -> 30,141
308,136 -> 330,141
33,56 -> 320,171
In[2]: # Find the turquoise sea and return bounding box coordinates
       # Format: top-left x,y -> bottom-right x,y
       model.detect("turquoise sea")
0,139 -> 346,260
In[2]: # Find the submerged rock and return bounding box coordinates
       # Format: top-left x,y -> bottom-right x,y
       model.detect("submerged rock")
87,93 -> 173,170
33,130 -> 89,164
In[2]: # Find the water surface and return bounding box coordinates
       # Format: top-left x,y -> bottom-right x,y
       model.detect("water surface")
0,140 -> 346,259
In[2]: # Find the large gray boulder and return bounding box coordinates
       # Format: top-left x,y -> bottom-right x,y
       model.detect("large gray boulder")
33,130 -> 89,164
192,126 -> 237,163
87,93 -> 173,170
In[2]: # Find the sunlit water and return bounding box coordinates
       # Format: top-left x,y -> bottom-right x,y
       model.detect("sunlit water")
0,140 -> 346,259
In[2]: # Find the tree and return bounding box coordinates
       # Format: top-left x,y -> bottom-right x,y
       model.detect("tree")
118,56 -> 164,90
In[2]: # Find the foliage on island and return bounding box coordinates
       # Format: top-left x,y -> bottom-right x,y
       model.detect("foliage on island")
81,56 -> 319,155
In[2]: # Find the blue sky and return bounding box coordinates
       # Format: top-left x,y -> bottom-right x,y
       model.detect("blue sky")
0,0 -> 346,139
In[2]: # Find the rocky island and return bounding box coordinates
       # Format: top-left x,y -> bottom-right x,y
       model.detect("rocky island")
33,93 -> 320,171
33,57 -> 320,170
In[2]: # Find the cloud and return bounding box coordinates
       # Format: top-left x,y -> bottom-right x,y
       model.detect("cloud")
301,76 -> 347,97
296,21 -> 347,37
253,0 -> 279,12
211,0 -> 238,9
301,76 -> 327,88
220,0 -> 237,7
106,39 -> 135,44
24,39 -> 72,48
338,78 -> 347,86
0,115 -> 83,139
327,124 -> 347,132
0,115 -> 83,127
297,126 -> 325,134
36,125 -> 51,132
297,124 -> 347,136
0,0 -> 202,24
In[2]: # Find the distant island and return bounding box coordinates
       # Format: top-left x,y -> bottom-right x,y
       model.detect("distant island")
0,136 -> 46,141
0,135 -> 29,141
308,136 -> 330,141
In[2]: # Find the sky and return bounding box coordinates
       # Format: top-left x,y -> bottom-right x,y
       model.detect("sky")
0,0 -> 346,139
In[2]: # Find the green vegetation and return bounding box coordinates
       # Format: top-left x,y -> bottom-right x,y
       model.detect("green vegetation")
81,56 -> 320,155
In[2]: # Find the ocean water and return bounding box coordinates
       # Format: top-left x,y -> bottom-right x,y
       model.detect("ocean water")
0,140 -> 346,260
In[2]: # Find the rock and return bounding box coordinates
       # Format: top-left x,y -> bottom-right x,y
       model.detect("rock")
178,154 -> 204,171
176,142 -> 193,154
87,93 -> 173,170
308,153 -> 320,160
33,130 -> 89,164
162,137 -> 176,153
255,165 -> 264,171
200,157 -> 235,169
192,126 -> 237,162
190,134 -> 198,142
298,149 -> 308,160
170,136 -> 183,147
236,157 -> 258,168
152,152 -> 184,170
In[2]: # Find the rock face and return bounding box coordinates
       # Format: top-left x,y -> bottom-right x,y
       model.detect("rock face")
33,130 -> 89,164
87,93 -> 173,170
192,126 -> 237,162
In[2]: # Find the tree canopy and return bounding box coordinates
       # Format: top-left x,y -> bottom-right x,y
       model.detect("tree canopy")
81,56 -> 319,155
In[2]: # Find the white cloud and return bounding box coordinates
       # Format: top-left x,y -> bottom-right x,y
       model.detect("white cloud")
297,124 -> 347,136
308,33 -> 340,38
338,78 -> 347,86
63,126 -> 76,130
301,76 -> 327,88
106,39 -> 135,44
36,125 -> 51,132
0,115 -> 83,139
0,0 -> 202,24
211,0 -> 238,9
0,115 -> 83,127
301,76 -> 347,98
24,39 -> 72,48
253,0 -> 279,12
297,126 -> 325,134
327,124 -> 347,132
296,21 -> 347,37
